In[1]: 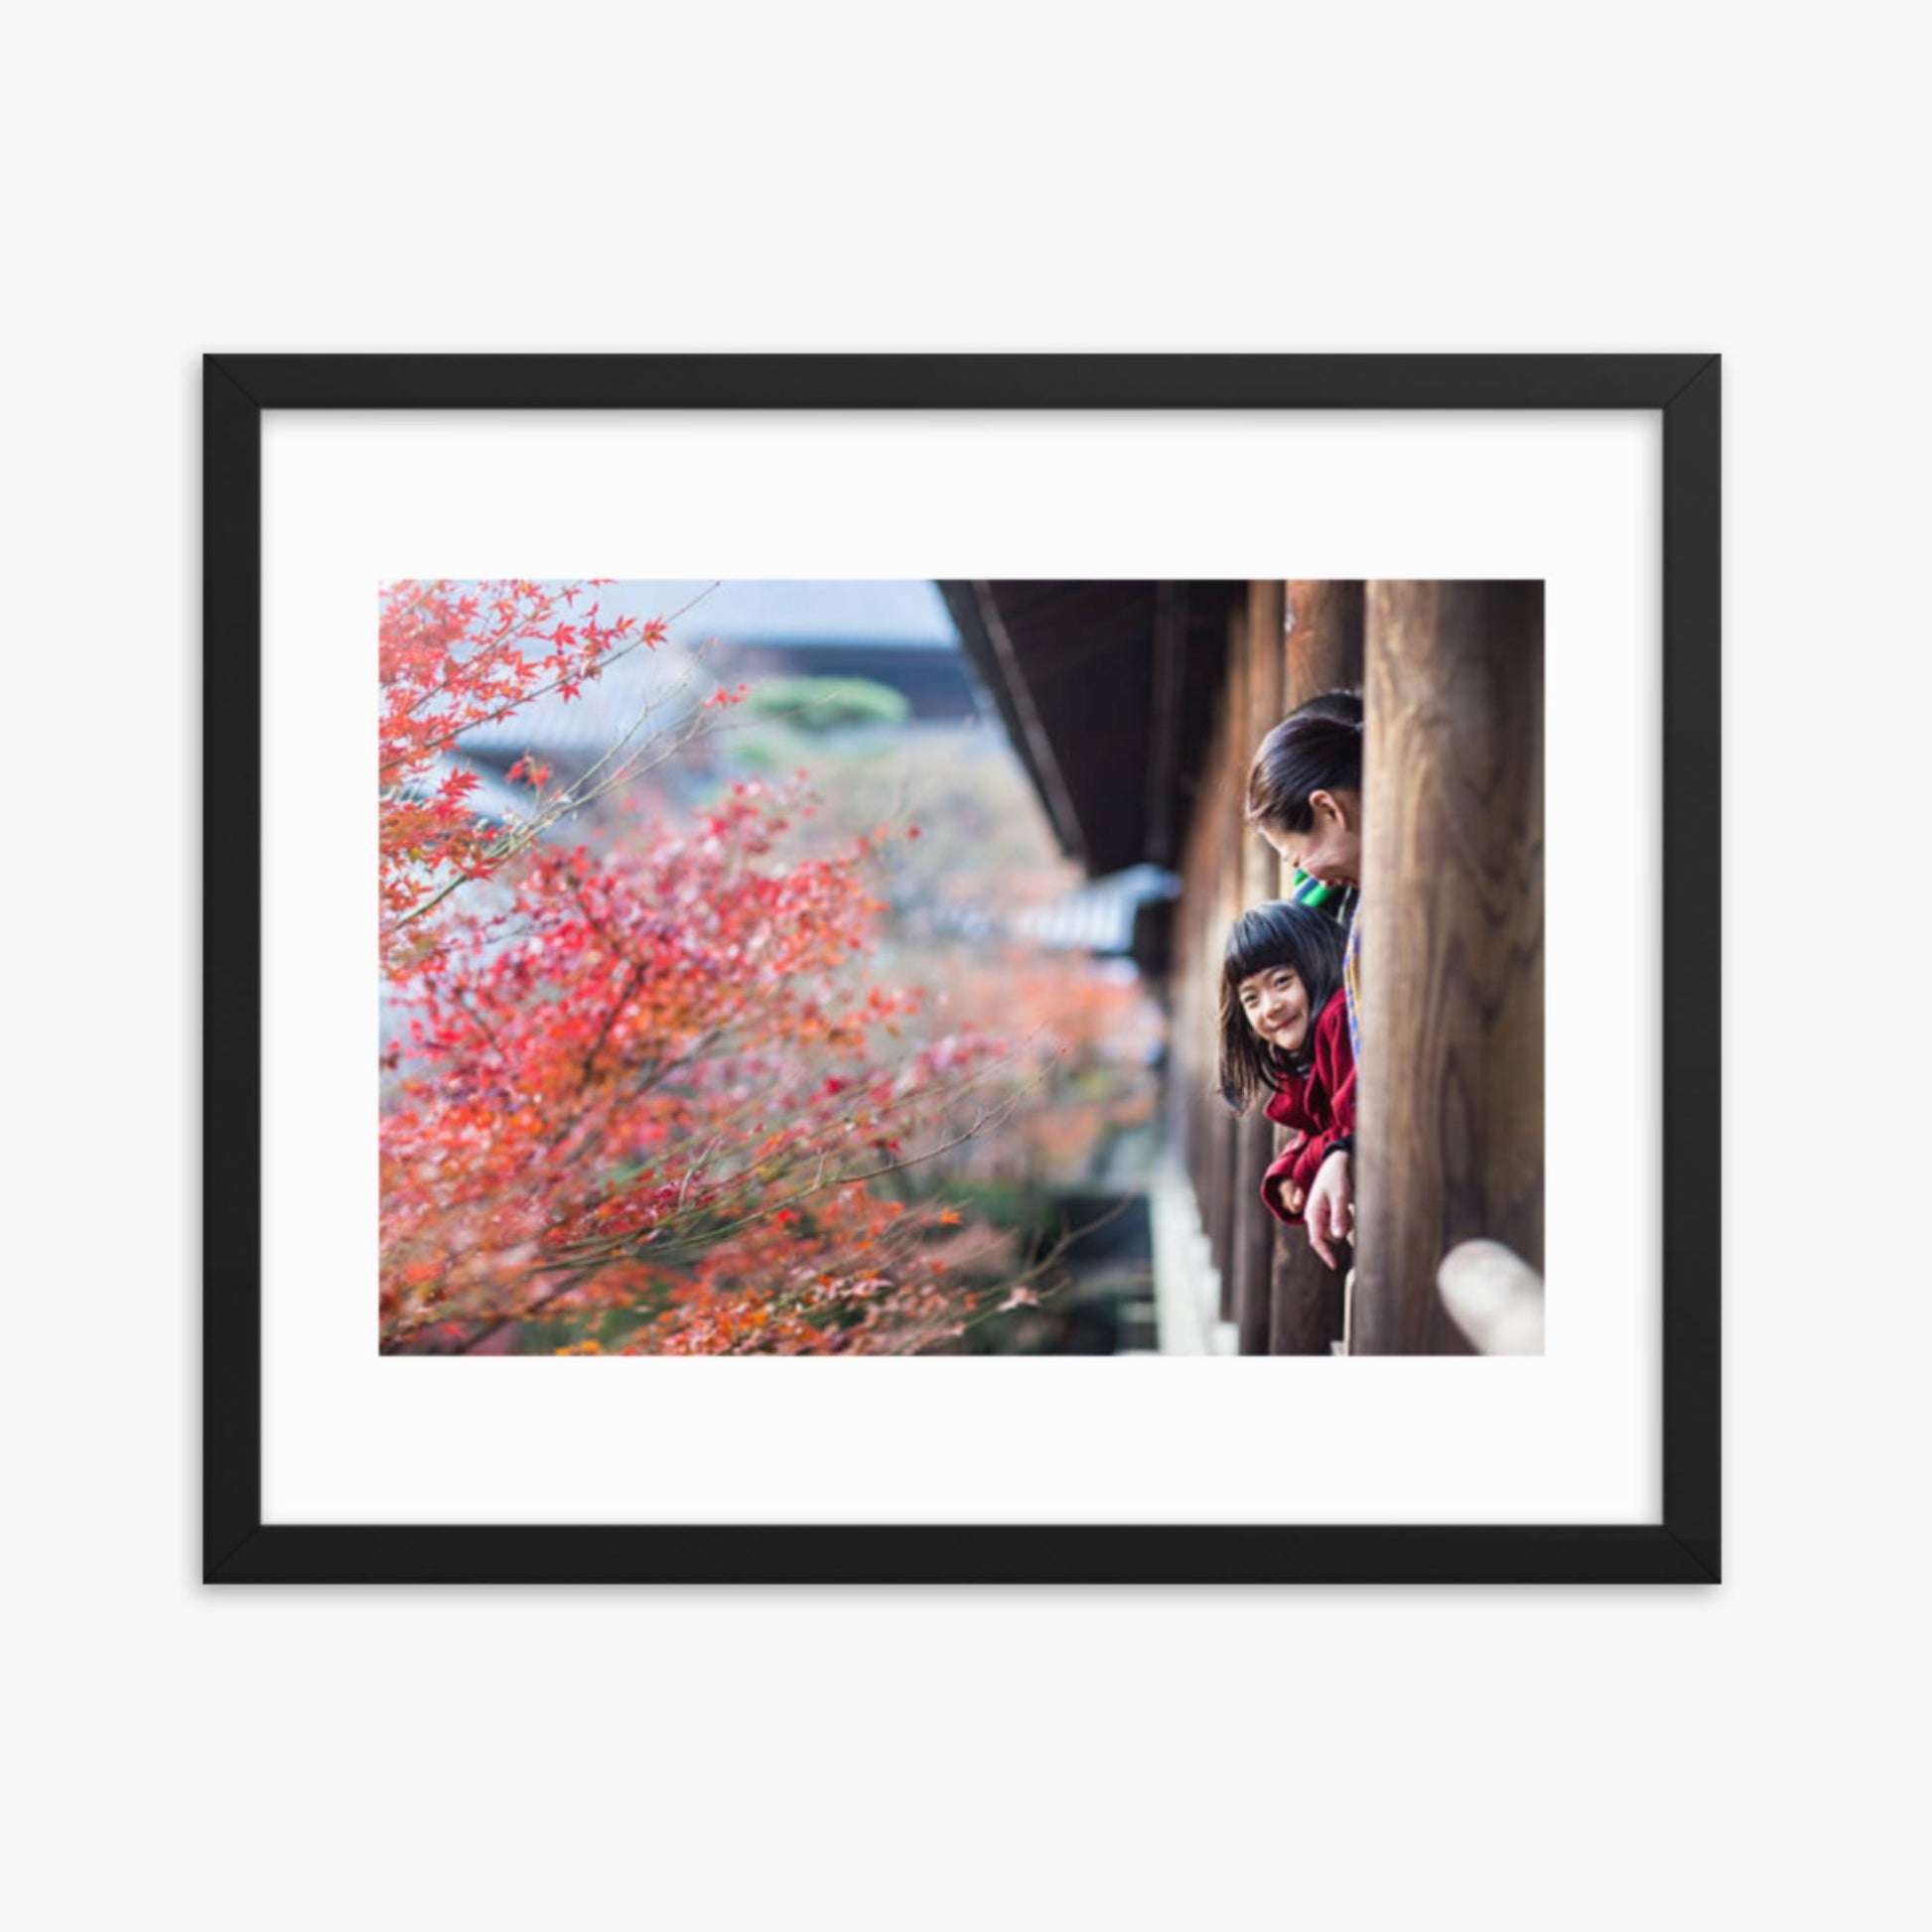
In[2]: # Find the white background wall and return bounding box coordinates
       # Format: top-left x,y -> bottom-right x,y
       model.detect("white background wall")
8,5 -> 1925,1928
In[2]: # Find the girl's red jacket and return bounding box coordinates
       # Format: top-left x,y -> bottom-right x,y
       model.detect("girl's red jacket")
1259,988 -> 1357,1226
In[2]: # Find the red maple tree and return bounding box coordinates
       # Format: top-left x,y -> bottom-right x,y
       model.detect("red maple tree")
378,580 -> 1028,1354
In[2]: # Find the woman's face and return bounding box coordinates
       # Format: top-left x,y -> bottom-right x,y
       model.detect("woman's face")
1237,961 -> 1312,1057
1262,786 -> 1362,890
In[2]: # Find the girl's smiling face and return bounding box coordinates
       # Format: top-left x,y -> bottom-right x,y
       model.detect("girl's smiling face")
1238,962 -> 1311,1057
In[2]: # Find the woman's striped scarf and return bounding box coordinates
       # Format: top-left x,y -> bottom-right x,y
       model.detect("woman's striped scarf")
1291,870 -> 1362,1059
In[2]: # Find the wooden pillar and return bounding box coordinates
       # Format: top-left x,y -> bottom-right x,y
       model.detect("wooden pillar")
1210,612 -> 1244,1318
1353,581 -> 1544,1355
1231,582 -> 1286,1353
1269,581 -> 1365,1353
1166,832 -> 1196,1178
1179,765 -> 1217,1252
1285,579 -> 1365,706
1176,640 -> 1236,1308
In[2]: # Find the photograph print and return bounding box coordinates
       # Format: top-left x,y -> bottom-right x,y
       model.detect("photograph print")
379,577 -> 1542,1358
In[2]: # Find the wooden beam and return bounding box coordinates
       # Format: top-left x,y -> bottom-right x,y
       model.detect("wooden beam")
1146,582 -> 1185,867
1270,582 -> 1364,1353
1232,582 -> 1286,1353
1209,616 -> 1243,1317
1175,649 -> 1238,1310
1285,578 -> 1365,700
1354,582 -> 1544,1355
960,580 -> 1092,869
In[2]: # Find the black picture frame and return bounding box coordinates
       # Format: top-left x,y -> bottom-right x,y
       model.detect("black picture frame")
205,352 -> 1720,1585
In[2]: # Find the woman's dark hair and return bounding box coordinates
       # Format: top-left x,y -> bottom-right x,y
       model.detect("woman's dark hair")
1245,688 -> 1363,834
1217,899 -> 1347,1113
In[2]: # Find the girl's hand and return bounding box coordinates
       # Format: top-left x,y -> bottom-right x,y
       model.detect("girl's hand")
1305,1151 -> 1353,1270
1264,1174 -> 1309,1217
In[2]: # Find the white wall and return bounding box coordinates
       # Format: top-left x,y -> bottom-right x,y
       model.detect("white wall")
9,5 -> 1926,1928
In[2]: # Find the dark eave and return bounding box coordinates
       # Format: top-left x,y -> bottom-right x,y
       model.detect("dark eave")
940,580 -> 1242,878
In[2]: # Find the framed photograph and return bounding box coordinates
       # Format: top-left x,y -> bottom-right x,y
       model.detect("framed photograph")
205,353 -> 1719,1583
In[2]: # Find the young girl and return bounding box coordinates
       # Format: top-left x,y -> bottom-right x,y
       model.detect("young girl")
1218,900 -> 1355,1236
1245,690 -> 1364,1265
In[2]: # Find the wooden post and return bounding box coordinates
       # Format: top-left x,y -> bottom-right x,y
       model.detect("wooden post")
1285,579 -> 1365,707
1353,581 -> 1544,1355
1229,582 -> 1286,1352
1165,821 -> 1197,1181
1177,654 -> 1238,1308
1179,779 -> 1218,1269
1269,581 -> 1364,1353
1210,612 -> 1245,1318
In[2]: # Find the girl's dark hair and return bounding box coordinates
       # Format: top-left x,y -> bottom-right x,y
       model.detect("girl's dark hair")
1217,899 -> 1347,1113
1245,688 -> 1363,834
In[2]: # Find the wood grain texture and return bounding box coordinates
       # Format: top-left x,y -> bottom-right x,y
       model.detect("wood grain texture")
1242,582 -> 1289,907
1210,613 -> 1245,1318
1179,651 -> 1239,1306
1285,578 -> 1365,702
1231,585 -> 1286,1352
1270,581 -> 1364,1353
1355,581 -> 1544,1355
1271,1236 -> 1348,1355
